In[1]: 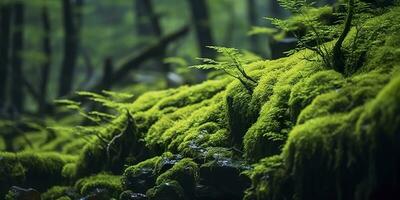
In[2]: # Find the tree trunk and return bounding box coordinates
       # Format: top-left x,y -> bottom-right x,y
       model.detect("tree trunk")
58,0 -> 79,97
135,0 -> 161,37
247,0 -> 262,54
187,0 -> 215,59
102,57 -> 113,90
10,3 -> 25,113
39,5 -> 51,114
0,3 -> 12,109
135,0 -> 173,86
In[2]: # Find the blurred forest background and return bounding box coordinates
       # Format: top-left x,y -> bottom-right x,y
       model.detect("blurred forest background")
0,0 -> 333,117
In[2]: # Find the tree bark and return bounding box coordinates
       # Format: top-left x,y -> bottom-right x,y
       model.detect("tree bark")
135,0 -> 161,37
0,3 -> 12,109
10,3 -> 25,113
58,0 -> 79,97
187,0 -> 215,59
39,5 -> 51,114
135,0 -> 174,86
247,0 -> 262,54
91,25 -> 189,92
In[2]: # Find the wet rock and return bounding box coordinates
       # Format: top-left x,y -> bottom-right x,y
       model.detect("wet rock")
120,190 -> 147,200
198,158 -> 251,200
123,167 -> 156,193
79,188 -> 111,200
155,154 -> 182,174
5,186 -> 41,200
146,181 -> 185,200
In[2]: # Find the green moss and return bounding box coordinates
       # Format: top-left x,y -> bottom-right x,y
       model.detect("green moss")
288,70 -> 343,122
146,180 -> 185,200
75,173 -> 122,197
128,88 -> 180,113
225,80 -> 258,147
122,156 -> 161,193
243,155 -> 286,200
0,152 -> 76,197
73,111 -> 142,178
297,71 -> 389,124
0,137 -> 5,151
41,186 -> 71,200
355,74 -> 400,199
244,59 -> 320,162
147,92 -> 229,156
156,158 -> 199,196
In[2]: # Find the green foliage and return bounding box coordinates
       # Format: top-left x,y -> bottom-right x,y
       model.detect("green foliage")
191,46 -> 257,92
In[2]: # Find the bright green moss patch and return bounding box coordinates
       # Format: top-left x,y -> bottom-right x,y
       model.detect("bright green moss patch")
244,59 -> 320,162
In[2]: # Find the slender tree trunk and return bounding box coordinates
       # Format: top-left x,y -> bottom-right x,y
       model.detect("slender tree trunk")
39,5 -> 51,114
58,0 -> 79,97
187,0 -> 215,59
102,57 -> 113,90
247,0 -> 262,54
10,3 -> 25,113
0,3 -> 12,109
135,0 -> 161,37
135,0 -> 173,86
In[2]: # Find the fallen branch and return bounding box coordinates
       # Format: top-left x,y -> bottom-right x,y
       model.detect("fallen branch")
92,25 -> 190,91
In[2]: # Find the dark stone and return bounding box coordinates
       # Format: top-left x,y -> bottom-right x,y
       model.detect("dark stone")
6,186 -> 40,200
120,190 -> 147,200
156,154 -> 182,174
146,181 -> 185,200
198,158 -> 251,200
123,167 -> 156,193
79,188 -> 111,200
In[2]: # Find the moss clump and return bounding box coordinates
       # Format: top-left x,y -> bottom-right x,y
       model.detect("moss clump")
134,79 -> 229,134
73,111 -> 142,178
288,70 -> 343,122
122,156 -> 161,193
156,158 -> 199,197
41,186 -> 76,200
198,156 -> 251,200
146,180 -> 185,200
243,155 -> 287,200
0,152 -> 76,197
297,71 -> 389,124
75,173 -> 122,198
355,74 -> 400,199
225,81 -> 258,147
244,59 -> 319,162
147,92 -> 230,157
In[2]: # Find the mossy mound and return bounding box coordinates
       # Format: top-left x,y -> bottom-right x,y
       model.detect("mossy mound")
0,152 -> 76,198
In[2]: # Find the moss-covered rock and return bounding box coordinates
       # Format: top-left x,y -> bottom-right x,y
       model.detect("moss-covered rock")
41,186 -> 78,200
0,152 -> 76,198
146,180 -> 185,200
75,173 -> 122,198
156,158 -> 199,197
122,156 -> 161,193
198,157 -> 251,200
